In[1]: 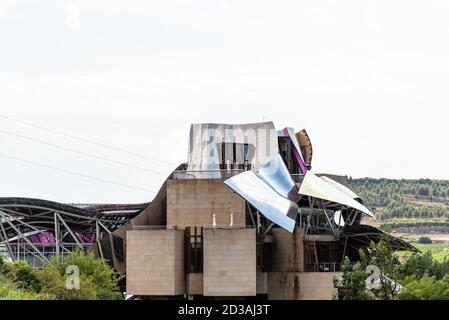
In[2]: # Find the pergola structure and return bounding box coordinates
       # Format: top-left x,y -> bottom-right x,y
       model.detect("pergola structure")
0,198 -> 147,267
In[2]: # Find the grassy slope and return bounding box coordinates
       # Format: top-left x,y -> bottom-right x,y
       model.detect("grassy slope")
397,243 -> 449,262
349,178 -> 449,260
349,178 -> 449,223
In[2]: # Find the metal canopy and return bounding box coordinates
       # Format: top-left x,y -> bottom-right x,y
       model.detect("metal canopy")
0,197 -> 148,266
319,176 -> 361,202
298,171 -> 374,217
258,154 -> 300,202
341,224 -> 418,253
225,170 -> 298,233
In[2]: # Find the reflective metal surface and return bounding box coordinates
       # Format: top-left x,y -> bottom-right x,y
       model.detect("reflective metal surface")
225,171 -> 298,233
333,210 -> 345,227
299,171 -> 373,217
258,154 -> 300,202
320,176 -> 361,202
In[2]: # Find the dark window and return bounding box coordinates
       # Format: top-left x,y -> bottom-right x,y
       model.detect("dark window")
218,142 -> 253,170
256,243 -> 272,273
99,235 -> 114,268
185,227 -> 203,273
278,137 -> 300,174
112,235 -> 125,262
304,241 -> 341,272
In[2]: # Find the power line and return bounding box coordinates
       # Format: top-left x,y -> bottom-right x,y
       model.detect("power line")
0,128 -> 169,177
0,152 -> 156,194
0,114 -> 177,167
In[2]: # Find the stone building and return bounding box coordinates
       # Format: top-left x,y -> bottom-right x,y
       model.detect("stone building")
96,122 -> 414,300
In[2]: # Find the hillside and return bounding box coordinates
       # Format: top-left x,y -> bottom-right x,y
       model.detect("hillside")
348,178 -> 449,235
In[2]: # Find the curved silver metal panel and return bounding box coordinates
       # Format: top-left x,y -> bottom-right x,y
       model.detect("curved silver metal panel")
258,154 -> 299,202
320,176 -> 361,202
299,171 -> 373,217
225,171 -> 298,233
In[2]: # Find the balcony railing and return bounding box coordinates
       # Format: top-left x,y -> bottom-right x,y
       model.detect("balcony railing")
172,170 -> 244,180
173,169 -> 305,182
4,243 -> 92,268
305,263 -> 341,273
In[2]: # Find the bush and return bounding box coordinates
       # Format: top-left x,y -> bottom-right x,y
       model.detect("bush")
0,277 -> 47,300
12,260 -> 42,292
49,250 -> 123,300
418,237 -> 433,245
0,255 -> 13,279
35,267 -> 97,300
0,250 -> 123,300
398,276 -> 449,300
334,240 -> 402,300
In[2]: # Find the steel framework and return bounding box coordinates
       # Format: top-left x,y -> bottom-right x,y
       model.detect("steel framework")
0,198 -> 148,267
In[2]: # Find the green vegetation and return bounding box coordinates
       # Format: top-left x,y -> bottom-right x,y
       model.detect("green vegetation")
0,250 -> 123,300
381,219 -> 449,230
334,240 -> 449,300
349,178 -> 449,221
334,241 -> 402,300
0,277 -> 49,300
397,243 -> 449,262
418,237 -> 433,244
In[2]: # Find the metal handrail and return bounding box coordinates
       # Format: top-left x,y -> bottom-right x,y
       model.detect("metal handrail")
305,263 -> 342,273
173,169 -> 305,181
172,169 -> 244,180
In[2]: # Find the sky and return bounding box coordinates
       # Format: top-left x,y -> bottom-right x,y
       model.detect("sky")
0,0 -> 447,203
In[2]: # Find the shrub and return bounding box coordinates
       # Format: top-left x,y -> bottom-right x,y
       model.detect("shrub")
0,276 -> 47,300
398,276 -> 449,300
49,250 -> 123,300
12,260 -> 42,292
35,267 -> 97,300
0,250 -> 122,300
418,237 -> 433,245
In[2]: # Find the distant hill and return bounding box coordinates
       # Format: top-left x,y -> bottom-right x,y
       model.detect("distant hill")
348,178 -> 449,221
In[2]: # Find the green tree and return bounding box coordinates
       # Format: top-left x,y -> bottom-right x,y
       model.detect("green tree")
334,240 -> 402,300
418,237 -> 432,245
367,240 -> 402,300
12,260 -> 42,292
35,267 -> 97,300
0,277 -> 48,300
0,255 -> 13,279
1,250 -> 123,300
398,275 -> 449,300
49,249 -> 123,300
333,256 -> 371,300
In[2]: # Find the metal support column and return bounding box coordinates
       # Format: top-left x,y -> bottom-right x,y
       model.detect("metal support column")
54,212 -> 60,257
0,211 -> 52,265
56,213 -> 83,250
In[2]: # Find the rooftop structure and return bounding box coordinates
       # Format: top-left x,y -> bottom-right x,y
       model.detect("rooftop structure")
0,198 -> 147,267
0,121 -> 415,300
95,122 -> 414,300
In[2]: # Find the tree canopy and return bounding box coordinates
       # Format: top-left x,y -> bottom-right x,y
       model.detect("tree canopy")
0,250 -> 123,300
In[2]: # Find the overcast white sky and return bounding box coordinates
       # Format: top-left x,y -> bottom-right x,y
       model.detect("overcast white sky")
0,0 -> 447,203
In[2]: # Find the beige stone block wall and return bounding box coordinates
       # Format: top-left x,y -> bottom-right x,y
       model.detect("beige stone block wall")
167,179 -> 246,229
203,228 -> 256,297
126,229 -> 185,296
187,273 -> 203,295
174,230 -> 185,294
257,272 -> 268,295
271,227 -> 305,272
267,272 -> 340,300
